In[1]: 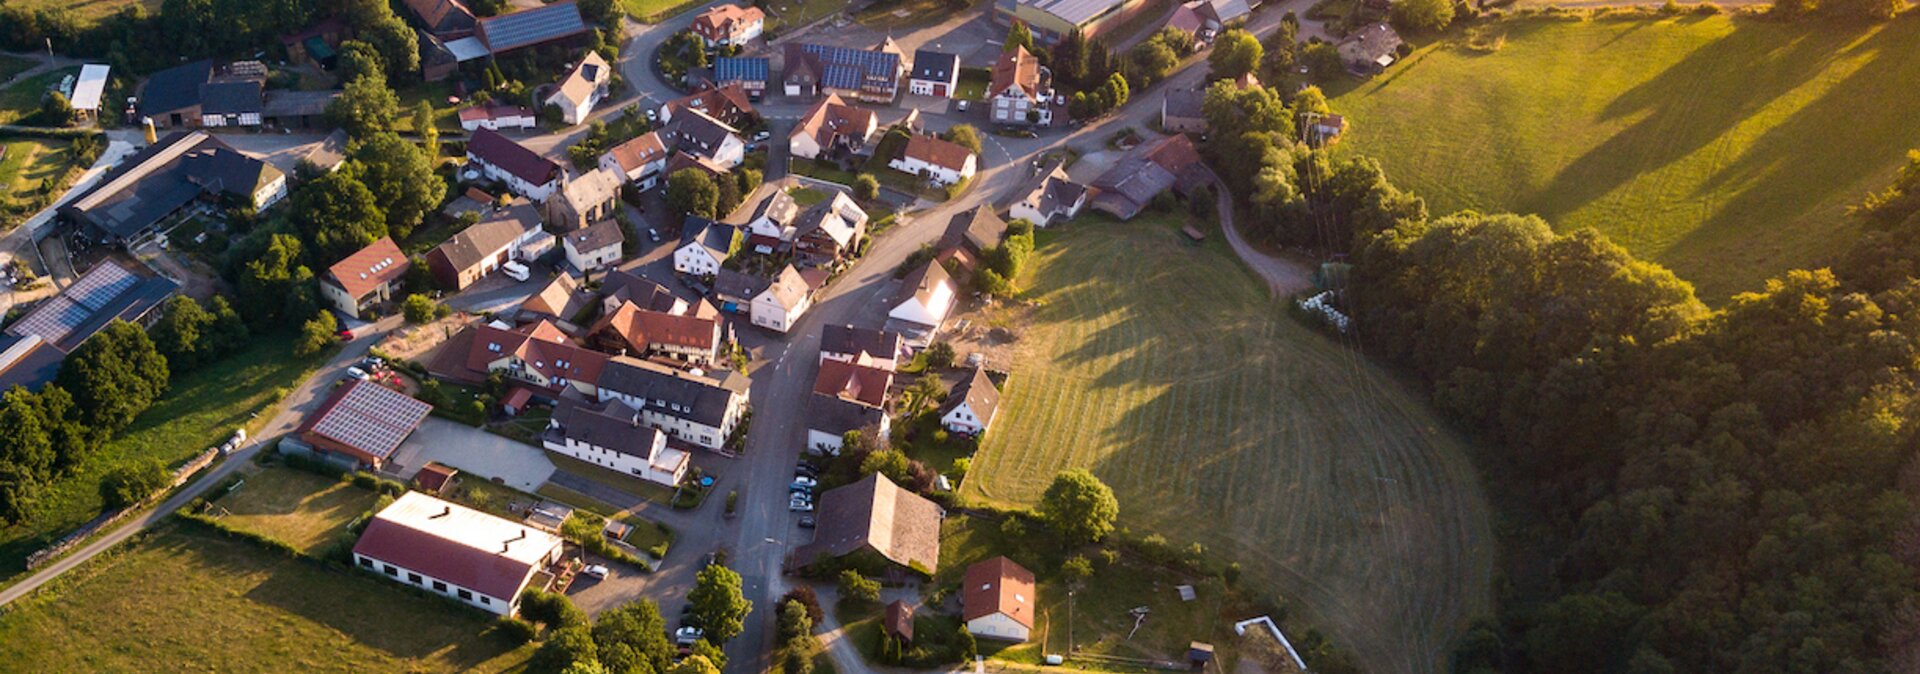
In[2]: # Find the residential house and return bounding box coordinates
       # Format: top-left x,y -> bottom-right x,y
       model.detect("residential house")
137,60 -> 265,129
665,152 -> 733,185
940,367 -> 1001,436
815,358 -> 893,409
712,269 -> 770,314
295,379 -> 433,469
588,301 -> 727,367
675,217 -> 737,277
1006,158 -> 1087,227
403,0 -> 477,39
1338,22 -> 1403,74
428,319 -> 610,398
599,131 -> 671,190
1307,113 -> 1347,146
711,57 -> 771,99
1087,133 -> 1214,220
907,50 -> 959,98
789,94 -> 878,161
989,46 -> 1049,126
745,188 -> 803,251
690,3 -> 766,46
751,264 -> 813,333
782,43 -> 904,103
885,261 -> 956,347
1165,0 -> 1250,41
963,556 -> 1036,642
993,0 -> 1160,44
934,205 -> 1008,278
467,128 -> 562,201
793,191 -> 869,265
659,82 -> 758,127
819,324 -> 905,370
475,2 -> 591,57
299,128 -> 351,174
1161,87 -> 1207,134
425,199 -> 548,290
561,218 -> 626,272
543,399 -> 691,486
352,492 -> 564,616
549,167 -> 624,232
889,134 -> 977,186
661,107 -> 747,169
0,261 -> 177,393
600,269 -> 688,315
594,356 -> 752,450
545,52 -> 612,125
518,272 -> 591,323
459,103 -> 538,131
61,131 -> 286,247
806,393 -> 890,454
320,237 -> 409,317
790,473 -> 942,574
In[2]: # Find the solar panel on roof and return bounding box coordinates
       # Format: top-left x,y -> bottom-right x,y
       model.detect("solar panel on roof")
312,382 -> 432,461
6,264 -> 136,344
482,3 -> 587,53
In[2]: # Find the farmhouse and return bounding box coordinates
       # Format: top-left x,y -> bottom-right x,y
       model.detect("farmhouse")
467,129 -> 562,201
789,94 -> 878,161
1161,88 -> 1207,134
1006,158 -> 1087,227
561,217 -> 626,272
752,265 -> 814,333
430,319 -> 611,398
820,324 -> 905,370
793,191 -> 869,265
675,218 -> 737,277
889,135 -> 977,187
295,379 -> 433,470
544,398 -> 691,486
587,301 -> 727,367
352,492 -> 565,616
61,131 -> 287,247
908,50 -> 959,98
691,3 -> 766,46
710,58 -> 771,99
425,199 -> 548,290
459,103 -> 538,132
1338,22 -> 1403,74
600,131 -> 671,190
0,261 -> 177,393
545,52 -> 611,126
404,0 -> 478,39
963,556 -> 1035,642
1088,133 -> 1213,220
885,262 -> 956,347
791,473 -> 942,574
782,43 -> 904,103
660,83 -> 758,127
320,236 -> 409,317
989,47 -> 1049,127
940,368 -> 1001,436
595,356 -> 752,450
806,393 -> 890,455
661,108 -> 747,169
137,60 -> 265,129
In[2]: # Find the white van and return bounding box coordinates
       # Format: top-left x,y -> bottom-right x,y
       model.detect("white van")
501,260 -> 531,282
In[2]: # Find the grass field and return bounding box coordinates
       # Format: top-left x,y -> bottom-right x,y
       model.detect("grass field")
0,524 -> 532,671
0,338 -> 327,580
0,66 -> 78,126
960,214 -> 1494,674
1328,14 -> 1920,300
0,138 -> 77,193
0,55 -> 33,83
214,467 -> 381,555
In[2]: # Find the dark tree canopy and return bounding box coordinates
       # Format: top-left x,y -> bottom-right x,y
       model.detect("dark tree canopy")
1037,469 -> 1119,545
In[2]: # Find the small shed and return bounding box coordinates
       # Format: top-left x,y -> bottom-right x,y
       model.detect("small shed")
1188,641 -> 1215,669
502,386 -> 535,416
414,461 -> 458,495
1181,225 -> 1206,244
884,600 -> 916,645
526,501 -> 574,532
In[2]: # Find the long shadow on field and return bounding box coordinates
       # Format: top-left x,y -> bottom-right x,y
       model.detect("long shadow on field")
1526,19 -> 1876,224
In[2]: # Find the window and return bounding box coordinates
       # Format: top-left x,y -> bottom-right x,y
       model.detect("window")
458,589 -> 473,600
481,597 -> 492,605
433,581 -> 448,592
408,573 -> 422,584
359,558 -> 373,569
384,565 -> 398,576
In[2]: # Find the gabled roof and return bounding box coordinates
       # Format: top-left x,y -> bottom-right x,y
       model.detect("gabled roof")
327,236 -> 409,299
692,3 -> 766,39
680,218 -> 736,261
665,107 -> 742,158
941,367 -> 1001,427
901,135 -> 975,173
889,261 -> 954,312
467,128 -> 560,186
550,398 -> 667,459
1009,159 -> 1086,218
461,319 -> 609,389
814,359 -> 893,408
910,50 -> 958,83
821,324 -> 903,364
791,94 -> 877,149
940,206 -> 1007,255
806,393 -> 887,438
138,60 -> 213,116
1207,0 -> 1251,22
557,167 -> 624,218
62,131 -> 280,240
549,52 -> 610,108
665,151 -> 732,180
714,269 -> 771,302
431,199 -> 540,271
590,302 -> 721,353
1012,0 -> 1134,24
1163,88 -> 1205,121
665,83 -> 757,125
1338,22 -> 1403,62
962,556 -> 1036,628
758,264 -> 811,310
602,269 -> 683,313
564,217 -> 625,254
297,379 -> 434,464
4,260 -> 177,353
794,192 -> 866,248
200,80 -> 263,115
885,600 -> 916,641
520,272 -> 588,319
478,1 -> 590,54
352,492 -> 562,601
752,189 -> 802,228
595,357 -> 748,428
990,46 -> 1041,101
788,43 -> 902,94
604,131 -> 669,173
795,473 -> 941,571
713,57 -> 771,84
404,0 -> 478,36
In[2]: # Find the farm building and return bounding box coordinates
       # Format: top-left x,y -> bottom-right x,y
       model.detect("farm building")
791,473 -> 942,575
425,198 -> 549,290
61,131 -> 286,247
320,236 -> 409,317
543,398 -> 692,486
993,0 -> 1160,45
782,42 -> 905,103
294,379 -> 433,470
0,261 -> 177,393
352,492 -> 565,616
467,129 -> 563,201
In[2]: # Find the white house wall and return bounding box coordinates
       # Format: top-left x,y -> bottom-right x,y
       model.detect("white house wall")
354,551 -> 554,617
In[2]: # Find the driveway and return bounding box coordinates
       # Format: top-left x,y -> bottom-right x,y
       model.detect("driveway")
385,417 -> 558,492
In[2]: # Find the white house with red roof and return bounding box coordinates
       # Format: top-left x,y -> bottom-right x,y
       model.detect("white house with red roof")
964,556 -> 1037,641
320,236 -> 409,316
888,135 -> 977,186
352,492 -> 565,616
458,103 -> 537,131
690,3 -> 765,47
467,128 -> 561,201
990,46 -> 1049,126
599,131 -> 670,191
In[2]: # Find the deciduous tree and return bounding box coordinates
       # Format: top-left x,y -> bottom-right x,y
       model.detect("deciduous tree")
1037,469 -> 1119,545
688,565 -> 751,644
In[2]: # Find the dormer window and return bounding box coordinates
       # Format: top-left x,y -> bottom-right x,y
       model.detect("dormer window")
488,343 -> 502,352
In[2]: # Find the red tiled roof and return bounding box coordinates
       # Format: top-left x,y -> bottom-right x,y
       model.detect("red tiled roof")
605,132 -> 668,173
590,302 -> 722,354
465,320 -> 609,392
991,46 -> 1040,101
962,556 -> 1036,628
691,3 -> 765,41
903,135 -> 974,172
813,358 -> 893,408
414,462 -> 458,493
664,83 -> 757,125
467,128 -> 559,187
350,494 -> 558,602
326,236 -> 409,300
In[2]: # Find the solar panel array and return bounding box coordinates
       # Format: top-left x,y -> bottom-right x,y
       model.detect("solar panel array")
800,44 -> 899,93
7,264 -> 137,346
312,381 -> 433,461
714,57 -> 769,82
482,3 -> 587,54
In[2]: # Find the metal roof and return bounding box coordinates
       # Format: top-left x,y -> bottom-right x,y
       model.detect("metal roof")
713,56 -> 770,83
70,64 -> 109,111
799,44 -> 901,93
1017,0 -> 1134,25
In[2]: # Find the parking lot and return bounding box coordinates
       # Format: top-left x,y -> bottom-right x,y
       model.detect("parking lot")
384,417 -> 558,492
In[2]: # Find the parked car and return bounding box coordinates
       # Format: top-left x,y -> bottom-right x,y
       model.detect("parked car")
336,326 -> 355,341
674,626 -> 704,646
647,228 -> 663,243
788,495 -> 814,512
501,260 -> 531,282
957,100 -> 969,112
751,130 -> 770,142
798,516 -> 816,529
345,366 -> 370,381
791,476 -> 817,488
794,463 -> 820,478
583,564 -> 610,579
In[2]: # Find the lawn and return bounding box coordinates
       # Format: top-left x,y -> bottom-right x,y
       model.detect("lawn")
764,0 -> 852,30
0,138 -> 77,193
0,66 -> 79,125
0,338 -> 328,581
7,0 -> 160,24
545,454 -> 676,505
954,68 -> 991,102
0,524 -> 533,671
1328,14 -> 1920,300
0,55 -> 33,83
212,466 -> 382,555
789,186 -> 829,206
959,213 -> 1494,674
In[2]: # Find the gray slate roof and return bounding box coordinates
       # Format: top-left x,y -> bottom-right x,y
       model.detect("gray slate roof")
596,357 -> 747,428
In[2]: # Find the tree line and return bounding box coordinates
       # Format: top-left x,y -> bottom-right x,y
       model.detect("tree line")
0,0 -> 415,77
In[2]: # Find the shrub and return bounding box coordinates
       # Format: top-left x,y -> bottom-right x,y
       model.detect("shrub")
100,459 -> 171,510
781,585 -> 825,624
490,616 -> 538,646
838,569 -> 880,604
519,589 -> 588,630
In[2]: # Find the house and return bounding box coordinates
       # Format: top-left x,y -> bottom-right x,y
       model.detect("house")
1338,22 -> 1403,74
886,262 -> 956,347
61,131 -> 286,247
783,43 -> 904,103
690,3 -> 766,46
806,394 -> 890,455
963,556 -> 1036,642
442,186 -> 501,219
889,135 -> 977,187
675,218 -> 737,277
467,129 -> 562,201
989,47 -> 1049,126
713,269 -> 770,314
710,58 -> 771,100
660,83 -> 758,128
403,0 -> 477,39
295,379 -> 433,469
745,189 -> 803,250
1165,2 -> 1212,43
426,199 -> 548,290
299,128 -> 352,174
600,131 -> 670,190
459,103 -> 538,131
352,492 -> 564,616
1161,87 -> 1207,134
907,50 -> 959,98
792,191 -> 869,265
476,2 -> 591,57
815,358 -> 893,409
791,473 -> 942,574
68,64 -> 109,121
934,206 -> 1007,277
594,356 -> 752,450
561,218 -> 626,272
789,94 -> 878,161
0,261 -> 177,393
665,151 -> 734,184
588,302 -> 727,367
752,264 -> 813,333
661,107 -> 746,169
518,272 -> 590,323
544,398 -> 692,486
137,60 -> 265,129
600,270 -> 685,313
1006,159 -> 1087,227
993,0 -> 1160,44
429,319 -> 610,398
545,52 -> 612,125
885,601 -> 916,645
320,237 -> 409,317
1087,133 -> 1213,220
548,167 -> 624,231
940,367 -> 1001,436
1306,113 -> 1347,146
820,324 -> 905,370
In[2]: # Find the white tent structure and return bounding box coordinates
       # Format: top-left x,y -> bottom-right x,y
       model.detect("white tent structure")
69,64 -> 110,120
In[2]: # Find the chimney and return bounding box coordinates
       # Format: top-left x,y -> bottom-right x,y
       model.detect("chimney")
432,506 -> 451,518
